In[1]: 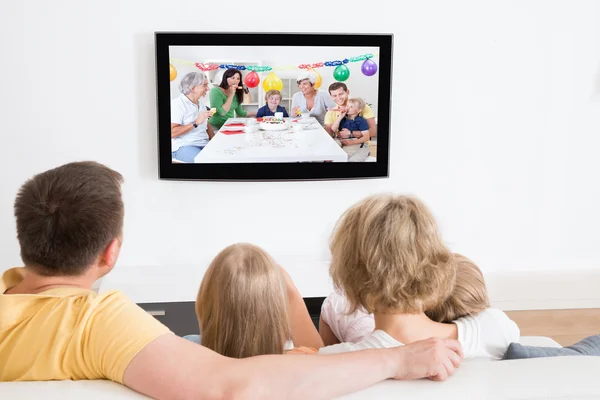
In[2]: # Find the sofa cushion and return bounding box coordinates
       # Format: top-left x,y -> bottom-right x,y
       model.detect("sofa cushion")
2,356 -> 600,399
504,334 -> 600,360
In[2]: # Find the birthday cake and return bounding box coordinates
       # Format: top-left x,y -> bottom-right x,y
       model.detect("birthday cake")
259,117 -> 289,131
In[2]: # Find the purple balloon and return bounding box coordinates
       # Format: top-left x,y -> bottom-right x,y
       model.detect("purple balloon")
361,59 -> 378,76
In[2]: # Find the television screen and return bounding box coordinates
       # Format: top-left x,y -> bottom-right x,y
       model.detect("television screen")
156,32 -> 392,181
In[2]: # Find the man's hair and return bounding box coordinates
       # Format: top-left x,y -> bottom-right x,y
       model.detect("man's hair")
179,71 -> 206,95
329,194 -> 457,314
264,89 -> 282,101
14,161 -> 124,276
196,243 -> 292,358
426,254 -> 490,322
328,82 -> 348,93
347,98 -> 366,111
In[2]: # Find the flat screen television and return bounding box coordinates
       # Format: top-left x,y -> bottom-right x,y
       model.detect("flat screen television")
155,32 -> 392,181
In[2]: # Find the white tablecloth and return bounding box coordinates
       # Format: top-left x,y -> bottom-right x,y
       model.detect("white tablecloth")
195,117 -> 348,163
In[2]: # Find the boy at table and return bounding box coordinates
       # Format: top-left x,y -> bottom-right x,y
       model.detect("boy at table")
256,90 -> 289,118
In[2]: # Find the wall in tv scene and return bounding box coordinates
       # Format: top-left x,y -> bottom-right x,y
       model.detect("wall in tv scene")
1,1 -> 599,302
169,45 -> 380,117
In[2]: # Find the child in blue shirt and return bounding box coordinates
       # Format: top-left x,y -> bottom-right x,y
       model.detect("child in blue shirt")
256,90 -> 289,118
331,98 -> 371,161
331,98 -> 370,141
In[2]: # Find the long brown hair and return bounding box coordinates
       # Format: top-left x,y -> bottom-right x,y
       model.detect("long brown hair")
219,68 -> 244,104
196,243 -> 292,358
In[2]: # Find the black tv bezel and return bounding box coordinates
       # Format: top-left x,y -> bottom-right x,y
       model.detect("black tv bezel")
156,32 -> 392,181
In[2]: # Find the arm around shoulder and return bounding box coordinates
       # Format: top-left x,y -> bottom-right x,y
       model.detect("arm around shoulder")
124,334 -> 462,399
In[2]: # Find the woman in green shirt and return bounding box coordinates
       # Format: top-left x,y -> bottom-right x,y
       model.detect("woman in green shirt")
209,68 -> 256,131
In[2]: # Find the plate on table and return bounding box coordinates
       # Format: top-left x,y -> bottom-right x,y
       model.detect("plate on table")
297,118 -> 313,124
220,129 -> 245,135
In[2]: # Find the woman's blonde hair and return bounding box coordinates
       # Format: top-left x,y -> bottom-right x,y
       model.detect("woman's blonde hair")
426,254 -> 490,322
329,194 -> 457,314
196,243 -> 292,358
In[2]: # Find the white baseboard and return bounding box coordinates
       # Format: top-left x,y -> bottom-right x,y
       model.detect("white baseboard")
98,263 -> 600,310
486,270 -> 600,310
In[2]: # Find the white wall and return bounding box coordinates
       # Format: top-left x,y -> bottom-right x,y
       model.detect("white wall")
1,0 -> 599,282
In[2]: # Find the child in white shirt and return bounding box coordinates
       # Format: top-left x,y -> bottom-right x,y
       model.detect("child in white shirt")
318,194 -> 520,360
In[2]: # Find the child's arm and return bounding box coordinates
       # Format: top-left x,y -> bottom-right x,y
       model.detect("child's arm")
319,316 -> 341,346
280,267 -> 324,349
330,112 -> 346,134
341,130 -> 370,146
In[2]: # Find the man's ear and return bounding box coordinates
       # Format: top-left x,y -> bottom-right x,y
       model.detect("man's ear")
99,238 -> 121,271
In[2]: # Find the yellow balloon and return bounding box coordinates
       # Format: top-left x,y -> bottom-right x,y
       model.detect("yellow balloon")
310,68 -> 322,89
262,71 -> 283,92
169,64 -> 177,81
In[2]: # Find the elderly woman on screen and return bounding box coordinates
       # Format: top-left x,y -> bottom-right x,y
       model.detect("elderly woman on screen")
291,70 -> 335,126
171,72 -> 214,163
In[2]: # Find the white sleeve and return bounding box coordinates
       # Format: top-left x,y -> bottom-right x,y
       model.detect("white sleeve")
322,91 -> 336,109
455,308 -> 520,360
320,292 -> 375,343
291,92 -> 303,111
317,342 -> 358,355
170,98 -> 184,124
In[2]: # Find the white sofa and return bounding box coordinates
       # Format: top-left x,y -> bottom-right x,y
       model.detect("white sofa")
2,337 -> 599,399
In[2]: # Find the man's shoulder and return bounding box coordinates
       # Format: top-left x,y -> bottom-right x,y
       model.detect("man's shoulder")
170,95 -> 186,113
360,104 -> 375,119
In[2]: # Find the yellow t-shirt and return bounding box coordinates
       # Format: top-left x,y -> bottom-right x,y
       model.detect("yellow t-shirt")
324,103 -> 375,126
0,268 -> 172,383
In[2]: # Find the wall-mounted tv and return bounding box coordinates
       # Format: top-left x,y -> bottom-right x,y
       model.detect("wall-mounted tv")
156,32 -> 392,181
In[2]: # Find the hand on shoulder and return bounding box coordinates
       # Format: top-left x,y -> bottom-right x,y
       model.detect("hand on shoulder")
391,337 -> 463,381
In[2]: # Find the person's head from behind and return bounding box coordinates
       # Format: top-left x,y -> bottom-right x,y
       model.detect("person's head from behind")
329,194 -> 457,315
346,98 -> 365,118
328,82 -> 349,106
426,254 -> 490,323
265,90 -> 283,110
179,72 -> 209,99
14,161 -> 124,278
196,243 -> 292,358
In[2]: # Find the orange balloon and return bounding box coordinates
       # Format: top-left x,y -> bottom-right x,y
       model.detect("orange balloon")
262,71 -> 283,92
169,64 -> 177,81
310,68 -> 322,89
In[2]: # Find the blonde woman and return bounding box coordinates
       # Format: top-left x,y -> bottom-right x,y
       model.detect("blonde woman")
318,194 -> 520,360
192,243 -> 323,357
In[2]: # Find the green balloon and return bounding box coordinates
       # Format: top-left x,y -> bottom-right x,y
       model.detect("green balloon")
333,64 -> 350,82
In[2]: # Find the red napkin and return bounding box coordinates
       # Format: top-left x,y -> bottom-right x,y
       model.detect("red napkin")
220,130 -> 245,135
224,123 -> 245,127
